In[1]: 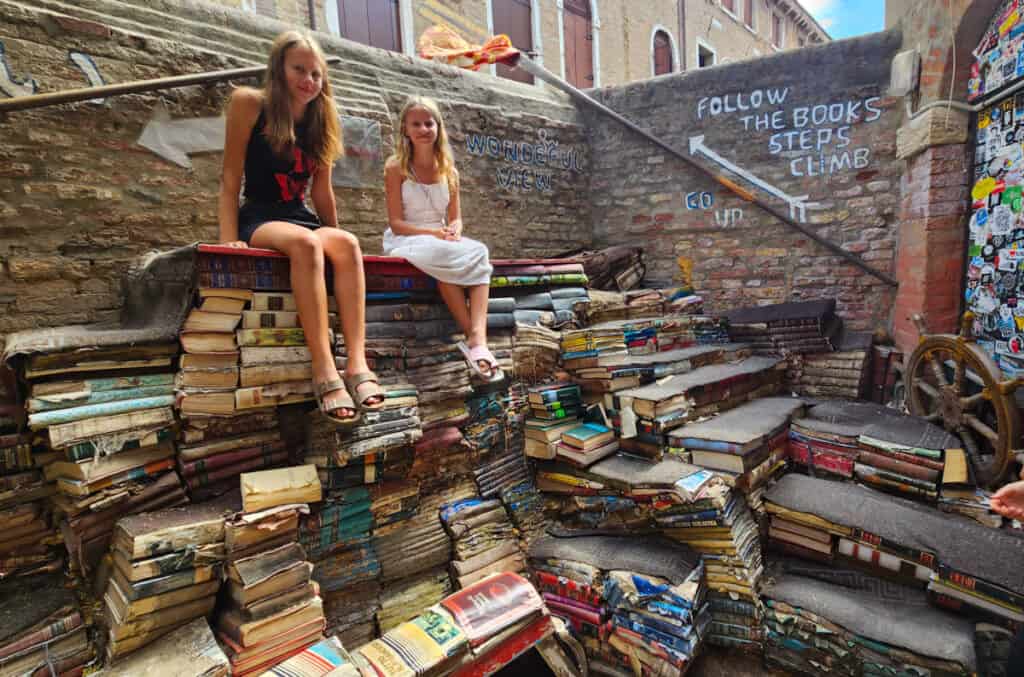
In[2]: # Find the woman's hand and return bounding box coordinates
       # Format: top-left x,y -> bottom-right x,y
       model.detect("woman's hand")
991,480 -> 1024,520
431,228 -> 450,241
443,220 -> 463,241
221,240 -> 248,248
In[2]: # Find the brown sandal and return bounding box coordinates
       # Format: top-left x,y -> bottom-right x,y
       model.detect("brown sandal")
314,378 -> 360,426
343,372 -> 385,411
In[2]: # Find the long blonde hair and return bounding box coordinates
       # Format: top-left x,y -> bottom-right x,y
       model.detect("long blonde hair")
390,96 -> 457,186
263,31 -> 343,168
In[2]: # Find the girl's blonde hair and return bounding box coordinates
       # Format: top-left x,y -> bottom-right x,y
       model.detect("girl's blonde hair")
263,31 -> 342,168
391,96 -> 457,186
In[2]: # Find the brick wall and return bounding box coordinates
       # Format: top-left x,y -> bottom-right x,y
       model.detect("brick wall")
587,30 -> 904,331
0,0 -> 590,340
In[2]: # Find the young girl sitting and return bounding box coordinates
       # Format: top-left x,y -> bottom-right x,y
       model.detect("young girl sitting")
218,30 -> 383,424
383,96 -> 502,381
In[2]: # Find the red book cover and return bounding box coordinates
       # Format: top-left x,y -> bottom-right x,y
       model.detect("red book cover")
440,572 -> 545,647
448,614 -> 553,677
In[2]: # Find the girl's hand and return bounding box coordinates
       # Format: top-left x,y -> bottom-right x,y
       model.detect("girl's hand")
222,240 -> 248,248
991,480 -> 1024,520
444,220 -> 463,241
431,228 -> 449,240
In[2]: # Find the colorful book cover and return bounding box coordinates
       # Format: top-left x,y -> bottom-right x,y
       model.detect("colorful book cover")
262,636 -> 355,677
440,572 -> 544,646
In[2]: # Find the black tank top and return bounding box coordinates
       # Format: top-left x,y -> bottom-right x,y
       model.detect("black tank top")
243,109 -> 317,204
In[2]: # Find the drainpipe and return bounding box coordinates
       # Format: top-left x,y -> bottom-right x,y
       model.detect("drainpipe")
308,0 -> 318,31
678,0 -> 687,70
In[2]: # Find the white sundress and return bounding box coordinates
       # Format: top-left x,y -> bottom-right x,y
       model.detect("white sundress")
382,178 -> 493,287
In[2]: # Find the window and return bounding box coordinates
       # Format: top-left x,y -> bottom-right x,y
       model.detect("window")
743,0 -> 754,28
771,13 -> 783,48
697,41 -> 715,68
493,0 -> 534,84
653,30 -> 673,76
328,0 -> 402,52
563,0 -> 594,88
721,0 -> 736,14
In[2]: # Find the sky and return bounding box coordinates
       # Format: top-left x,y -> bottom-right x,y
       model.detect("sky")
799,0 -> 886,39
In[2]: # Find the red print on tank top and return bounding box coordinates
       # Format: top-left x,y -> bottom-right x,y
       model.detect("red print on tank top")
275,147 -> 316,202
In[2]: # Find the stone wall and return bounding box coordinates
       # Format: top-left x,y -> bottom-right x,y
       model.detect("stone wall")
587,29 -> 904,331
0,0 -> 591,339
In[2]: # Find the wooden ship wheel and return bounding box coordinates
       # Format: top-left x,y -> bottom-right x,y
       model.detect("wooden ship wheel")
905,312 -> 1024,488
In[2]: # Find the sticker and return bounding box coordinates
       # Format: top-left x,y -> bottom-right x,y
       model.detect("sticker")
972,210 -> 991,245
975,286 -> 1000,314
1000,248 -> 1024,270
974,176 -> 999,201
992,203 -> 1017,235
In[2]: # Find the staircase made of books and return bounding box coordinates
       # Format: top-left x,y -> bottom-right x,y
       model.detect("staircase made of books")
4,244 -> 1024,677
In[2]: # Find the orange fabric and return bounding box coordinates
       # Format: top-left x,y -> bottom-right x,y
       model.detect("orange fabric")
417,24 -> 520,71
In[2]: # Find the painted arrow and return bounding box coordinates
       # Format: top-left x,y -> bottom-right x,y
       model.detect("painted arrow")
689,134 -> 820,223
0,42 -> 37,98
137,105 -> 225,169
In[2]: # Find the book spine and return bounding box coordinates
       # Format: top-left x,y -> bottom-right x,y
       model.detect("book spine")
670,437 -> 744,454
856,449 -> 940,482
851,527 -> 936,567
183,450 -> 289,489
237,328 -> 310,347
47,407 -> 175,449
30,383 -> 173,412
29,395 -> 176,429
938,563 -> 1024,609
59,458 -> 175,496
178,441 -> 287,478
854,463 -> 937,493
0,444 -> 34,473
364,305 -> 414,323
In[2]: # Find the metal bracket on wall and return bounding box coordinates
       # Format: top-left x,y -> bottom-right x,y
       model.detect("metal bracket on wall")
513,55 -> 899,288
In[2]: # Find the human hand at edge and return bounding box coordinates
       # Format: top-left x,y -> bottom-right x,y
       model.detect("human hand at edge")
222,240 -> 248,248
443,220 -> 463,242
991,480 -> 1024,520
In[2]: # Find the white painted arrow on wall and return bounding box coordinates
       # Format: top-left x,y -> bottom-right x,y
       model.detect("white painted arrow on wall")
0,42 -> 37,98
689,135 -> 820,223
137,106 -> 225,169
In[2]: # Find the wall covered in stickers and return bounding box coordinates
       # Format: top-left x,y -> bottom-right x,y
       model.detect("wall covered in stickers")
588,30 -> 904,331
966,0 -> 1024,377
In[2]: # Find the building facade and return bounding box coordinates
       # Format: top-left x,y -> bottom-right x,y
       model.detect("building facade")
216,0 -> 829,87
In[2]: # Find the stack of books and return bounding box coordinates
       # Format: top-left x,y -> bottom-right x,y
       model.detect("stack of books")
788,330 -> 871,399
216,466 -> 325,675
467,389 -> 533,500
102,493 -> 234,660
762,560 -> 976,676
764,473 -> 1024,631
666,397 -> 802,499
524,383 -> 583,460
555,422 -> 618,468
376,568 -> 453,635
787,415 -> 860,479
178,288 -> 323,417
440,497 -> 525,589
656,475 -> 766,652
177,410 -> 287,502
511,322 -> 562,382
579,287 -> 704,325
259,635 -> 358,677
0,424 -> 61,579
725,298 -> 841,355
25,363 -> 183,581
0,573 -> 93,675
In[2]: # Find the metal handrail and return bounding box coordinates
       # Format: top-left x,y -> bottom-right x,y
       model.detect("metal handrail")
0,56 -> 342,114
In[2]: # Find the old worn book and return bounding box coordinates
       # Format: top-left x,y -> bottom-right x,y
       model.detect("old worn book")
179,441 -> 287,478
180,390 -> 238,416
29,372 -> 174,408
177,368 -> 239,388
179,352 -> 240,370
240,346 -> 313,366
240,362 -> 313,388
24,343 -> 178,379
47,406 -> 175,449
107,574 -> 220,621
241,310 -> 336,329
219,618 -> 325,674
225,504 -> 307,555
242,581 -> 317,622
236,381 -> 314,410
524,437 -> 557,460
106,594 -> 218,641
95,615 -> 229,676
45,440 -> 175,482
524,419 -> 579,443
184,309 -> 242,333
240,465 -> 322,513
555,439 -> 619,468
0,626 -> 89,676
111,561 -> 221,601
252,292 -> 337,313
29,394 -> 176,429
237,328 -> 319,348
112,492 -> 238,560
561,423 -> 615,450
254,635 -> 355,677
57,457 -> 175,497
113,543 -> 225,583
180,331 -> 238,353
439,572 -> 543,647
200,287 -> 255,302
201,296 -> 249,315
179,430 -> 282,463
227,543 -> 313,607
218,597 -> 323,647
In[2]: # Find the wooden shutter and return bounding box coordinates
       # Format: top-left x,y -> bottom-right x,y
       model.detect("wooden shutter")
337,0 -> 401,52
563,0 -> 594,88
653,30 -> 672,76
494,0 -> 534,84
